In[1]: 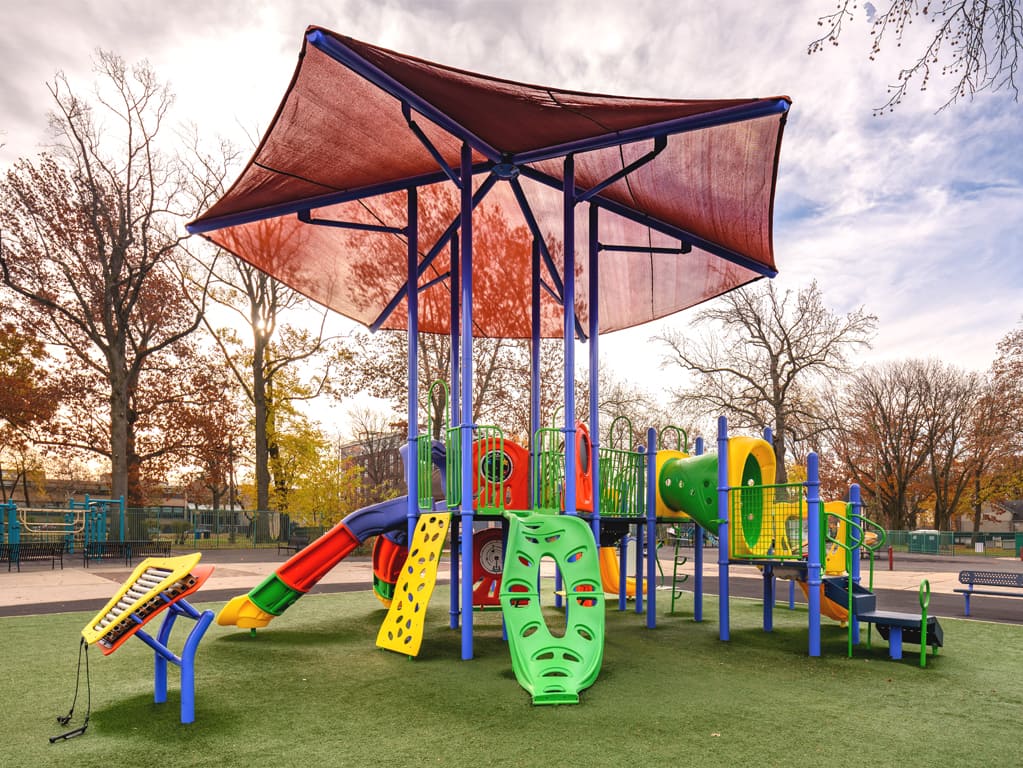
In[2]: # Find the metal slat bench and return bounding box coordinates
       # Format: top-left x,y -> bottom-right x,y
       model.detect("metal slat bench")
954,570 -> 1023,616
83,540 -> 172,567
1,541 -> 66,572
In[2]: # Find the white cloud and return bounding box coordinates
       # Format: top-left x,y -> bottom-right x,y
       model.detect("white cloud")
1,0 -> 1019,384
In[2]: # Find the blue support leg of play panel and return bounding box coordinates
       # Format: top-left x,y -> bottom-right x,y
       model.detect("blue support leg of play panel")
888,626 -> 903,660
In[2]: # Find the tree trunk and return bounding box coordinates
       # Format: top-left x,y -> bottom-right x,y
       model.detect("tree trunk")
772,413 -> 788,484
108,361 -> 131,539
971,469 -> 983,544
253,333 -> 270,512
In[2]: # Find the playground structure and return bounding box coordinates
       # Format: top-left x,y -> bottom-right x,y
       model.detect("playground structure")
184,27 -> 940,705
2,496 -> 125,554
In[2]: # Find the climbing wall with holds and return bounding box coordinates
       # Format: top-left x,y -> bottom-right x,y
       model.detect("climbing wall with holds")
376,513 -> 451,657
500,512 -> 605,705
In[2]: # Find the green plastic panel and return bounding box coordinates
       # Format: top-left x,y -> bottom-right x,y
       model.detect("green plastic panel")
500,511 -> 605,705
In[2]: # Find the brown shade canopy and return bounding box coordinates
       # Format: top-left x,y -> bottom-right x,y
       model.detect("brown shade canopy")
188,27 -> 790,338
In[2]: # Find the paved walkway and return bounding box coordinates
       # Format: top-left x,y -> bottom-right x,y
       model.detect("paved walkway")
2,547 -> 1022,625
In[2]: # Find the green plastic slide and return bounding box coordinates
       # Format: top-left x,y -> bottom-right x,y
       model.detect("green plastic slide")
500,511 -> 605,705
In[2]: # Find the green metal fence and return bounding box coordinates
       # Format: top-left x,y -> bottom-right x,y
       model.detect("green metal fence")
882,529 -> 1023,557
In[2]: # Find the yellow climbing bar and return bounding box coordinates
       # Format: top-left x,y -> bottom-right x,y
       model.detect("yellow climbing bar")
376,513 -> 451,657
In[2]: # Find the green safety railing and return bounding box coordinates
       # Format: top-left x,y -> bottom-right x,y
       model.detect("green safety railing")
532,427 -> 564,513
826,510 -> 866,658
417,380 -> 450,511
824,506 -> 887,656
658,424 -> 688,453
472,425 -> 509,513
445,425 -> 462,510
727,483 -> 805,560
598,446 -> 645,518
919,580 -> 932,669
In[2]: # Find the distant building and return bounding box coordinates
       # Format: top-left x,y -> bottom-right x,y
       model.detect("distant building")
956,501 -> 1023,532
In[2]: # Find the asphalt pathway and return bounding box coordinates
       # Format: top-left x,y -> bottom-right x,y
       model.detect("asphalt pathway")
3,546 -> 1022,625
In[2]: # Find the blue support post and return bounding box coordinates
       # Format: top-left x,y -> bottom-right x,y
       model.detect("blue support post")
458,143 -> 475,660
850,483 -> 863,644
806,452 -> 822,657
646,428 -> 657,629
449,232 -> 460,630
554,152 -> 578,613
562,153 -> 577,517
588,204 -> 601,544
762,426 -> 774,632
693,436 -> 704,622
530,238 -> 541,502
407,187 -> 420,547
618,532 -> 628,612
717,416 -> 730,642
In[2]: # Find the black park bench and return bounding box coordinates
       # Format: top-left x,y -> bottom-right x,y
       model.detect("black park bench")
954,570 -> 1023,616
83,540 -> 172,567
277,533 -> 310,556
0,541 -> 66,572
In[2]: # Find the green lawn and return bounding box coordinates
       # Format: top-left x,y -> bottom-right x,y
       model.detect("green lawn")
3,590 -> 1021,768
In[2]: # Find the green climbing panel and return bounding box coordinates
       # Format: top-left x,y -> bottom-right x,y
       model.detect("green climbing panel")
500,511 -> 605,705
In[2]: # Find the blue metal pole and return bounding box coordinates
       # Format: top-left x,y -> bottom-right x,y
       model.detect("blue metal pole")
530,238 -> 541,506
449,232 -> 460,630
407,187 -> 420,548
807,452 -> 822,657
588,204 -> 601,543
762,426 -> 774,632
717,416 -> 730,642
646,428 -> 657,629
563,153 -> 577,516
458,143 -> 475,660
694,436 -> 704,622
850,483 -> 862,644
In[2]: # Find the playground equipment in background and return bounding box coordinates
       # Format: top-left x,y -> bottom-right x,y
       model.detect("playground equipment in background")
472,526 -> 505,608
371,530 -> 408,606
77,553 -> 215,726
1,496 -> 124,553
598,546 -> 636,598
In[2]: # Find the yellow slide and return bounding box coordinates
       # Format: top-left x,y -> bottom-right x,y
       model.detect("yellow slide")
796,580 -> 850,623
598,546 -> 636,598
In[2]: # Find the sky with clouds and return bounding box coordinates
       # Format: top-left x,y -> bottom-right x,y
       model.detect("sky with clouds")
1,0 -> 1020,389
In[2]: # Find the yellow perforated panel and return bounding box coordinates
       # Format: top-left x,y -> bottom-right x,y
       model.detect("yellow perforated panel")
375,513 -> 450,657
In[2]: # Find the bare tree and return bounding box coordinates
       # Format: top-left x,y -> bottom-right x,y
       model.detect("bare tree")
809,0 -> 1023,113
0,52 -> 215,522
197,253 -> 338,513
658,280 -> 876,482
826,360 -> 932,528
917,360 -> 983,529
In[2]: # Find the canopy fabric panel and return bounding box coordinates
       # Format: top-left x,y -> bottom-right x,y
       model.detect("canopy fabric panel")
189,27 -> 790,339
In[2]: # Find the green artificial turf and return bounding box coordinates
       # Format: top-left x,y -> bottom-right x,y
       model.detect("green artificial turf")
2,590 -> 1021,768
